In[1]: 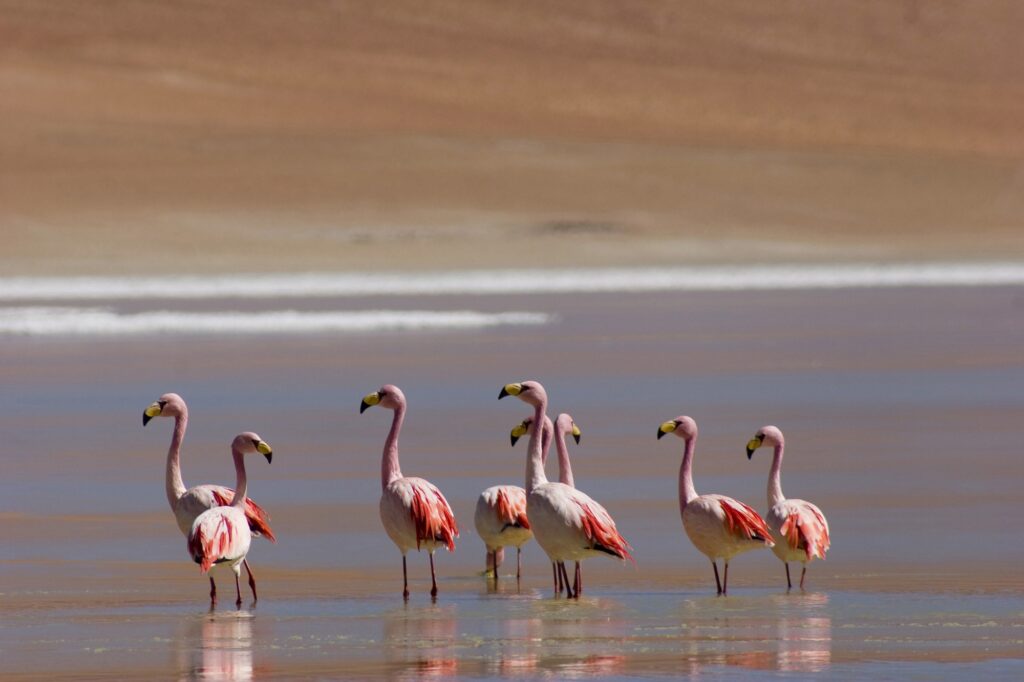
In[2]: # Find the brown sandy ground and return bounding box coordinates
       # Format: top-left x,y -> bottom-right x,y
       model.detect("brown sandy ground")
2,1 -> 1024,275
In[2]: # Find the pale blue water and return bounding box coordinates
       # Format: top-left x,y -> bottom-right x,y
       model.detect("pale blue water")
2,286 -> 1023,678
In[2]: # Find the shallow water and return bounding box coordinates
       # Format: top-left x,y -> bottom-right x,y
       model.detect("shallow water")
2,285 -> 1023,678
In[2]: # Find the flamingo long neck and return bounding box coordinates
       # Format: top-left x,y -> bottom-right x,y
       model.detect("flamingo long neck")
768,443 -> 785,506
525,401 -> 549,494
555,430 -> 575,488
381,403 -> 405,489
679,436 -> 698,513
539,420 -> 553,467
165,411 -> 188,509
230,445 -> 248,509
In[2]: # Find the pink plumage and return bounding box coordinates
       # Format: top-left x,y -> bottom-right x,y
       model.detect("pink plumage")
409,482 -> 459,551
719,498 -> 773,544
494,487 -> 530,531
210,487 -> 277,543
575,500 -> 633,562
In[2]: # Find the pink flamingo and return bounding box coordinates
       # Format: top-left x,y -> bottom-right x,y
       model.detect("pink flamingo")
473,417 -> 553,584
361,385 -> 459,599
658,416 -> 774,595
143,393 -> 276,600
746,425 -> 831,590
500,381 -> 631,598
187,432 -> 273,606
511,413 -> 583,595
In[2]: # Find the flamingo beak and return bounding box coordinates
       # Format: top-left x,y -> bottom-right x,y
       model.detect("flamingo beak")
572,424 -> 582,445
498,383 -> 522,400
257,440 -> 273,463
142,403 -> 162,426
657,420 -> 677,440
360,392 -> 381,413
746,435 -> 764,459
510,421 -> 528,446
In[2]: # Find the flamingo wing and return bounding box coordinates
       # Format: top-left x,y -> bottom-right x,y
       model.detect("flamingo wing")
406,478 -> 459,551
716,496 -> 774,547
495,487 -> 531,531
188,509 -> 248,573
208,486 -> 277,543
571,493 -> 633,562
779,500 -> 830,560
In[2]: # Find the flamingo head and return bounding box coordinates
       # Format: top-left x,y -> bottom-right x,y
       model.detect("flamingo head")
747,425 -> 784,459
657,415 -> 698,441
360,384 -> 406,413
142,392 -> 186,426
555,413 -> 582,444
510,414 -> 555,448
498,380 -> 547,407
232,431 -> 273,464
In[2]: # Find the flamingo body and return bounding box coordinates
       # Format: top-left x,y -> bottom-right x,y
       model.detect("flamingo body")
474,485 -> 532,554
189,506 -> 251,574
528,482 -> 631,563
174,486 -> 276,542
766,499 -> 830,564
682,494 -> 773,562
381,476 -> 459,554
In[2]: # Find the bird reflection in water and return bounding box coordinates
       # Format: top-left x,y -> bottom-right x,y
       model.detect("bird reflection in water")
178,610 -> 254,681
775,592 -> 831,673
385,604 -> 459,679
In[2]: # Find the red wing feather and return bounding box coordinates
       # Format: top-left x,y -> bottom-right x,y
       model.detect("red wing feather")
210,488 -> 277,543
719,498 -> 774,547
575,501 -> 633,562
188,515 -> 235,573
410,484 -> 459,552
495,488 -> 531,531
780,504 -> 830,560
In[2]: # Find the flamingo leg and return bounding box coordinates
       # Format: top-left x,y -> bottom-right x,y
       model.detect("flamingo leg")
573,562 -> 582,598
429,553 -> 439,598
553,563 -> 560,594
234,573 -> 243,607
209,577 -> 217,605
491,550 -> 499,584
244,559 -> 258,601
723,562 -> 729,595
559,562 -> 575,599
516,548 -> 522,582
800,566 -> 807,590
402,555 -> 410,600
711,561 -> 722,595
785,563 -> 792,590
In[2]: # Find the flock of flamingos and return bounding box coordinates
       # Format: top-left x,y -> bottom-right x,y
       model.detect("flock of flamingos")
143,380 -> 830,606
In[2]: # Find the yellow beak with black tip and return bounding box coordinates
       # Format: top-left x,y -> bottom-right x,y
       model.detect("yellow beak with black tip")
510,420 -> 529,446
142,402 -> 162,426
746,434 -> 764,459
360,391 -> 381,414
498,383 -> 522,400
256,440 -> 273,464
657,420 -> 677,440
571,423 -> 582,445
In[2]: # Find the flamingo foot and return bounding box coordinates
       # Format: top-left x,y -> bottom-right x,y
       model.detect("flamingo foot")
234,574 -> 243,607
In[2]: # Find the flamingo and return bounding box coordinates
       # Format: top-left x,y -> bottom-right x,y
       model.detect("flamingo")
746,425 -> 831,590
511,413 -> 583,595
499,381 -> 631,598
473,417 -> 552,585
143,393 -> 276,601
658,416 -> 774,595
187,432 -> 273,606
360,385 -> 459,599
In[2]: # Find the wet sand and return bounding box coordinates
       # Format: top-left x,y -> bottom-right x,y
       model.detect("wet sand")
2,286 -> 1023,678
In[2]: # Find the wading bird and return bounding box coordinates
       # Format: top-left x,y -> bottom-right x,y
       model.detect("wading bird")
746,425 -> 830,590
658,416 -> 773,595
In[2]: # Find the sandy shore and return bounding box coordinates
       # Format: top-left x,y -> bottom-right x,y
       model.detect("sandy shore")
3,1 -> 1024,276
